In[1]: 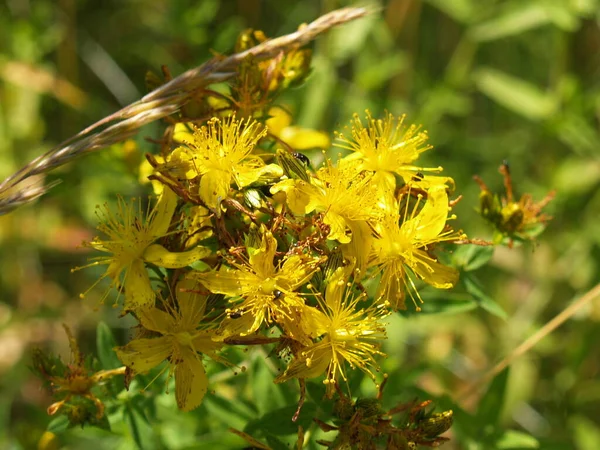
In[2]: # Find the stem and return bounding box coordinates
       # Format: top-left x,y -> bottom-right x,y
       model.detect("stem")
457,282 -> 600,403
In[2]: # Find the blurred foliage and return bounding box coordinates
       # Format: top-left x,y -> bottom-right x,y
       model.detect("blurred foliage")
1,0 -> 600,449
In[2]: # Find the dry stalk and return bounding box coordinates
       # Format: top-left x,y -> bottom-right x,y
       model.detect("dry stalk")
0,6 -> 369,216
457,281 -> 600,404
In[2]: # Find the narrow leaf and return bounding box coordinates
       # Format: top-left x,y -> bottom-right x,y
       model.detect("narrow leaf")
463,273 -> 508,320
478,368 -> 510,426
96,321 -> 122,369
473,67 -> 557,120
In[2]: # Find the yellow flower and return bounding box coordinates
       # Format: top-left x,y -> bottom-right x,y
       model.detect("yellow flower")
74,188 -> 210,310
336,112 -> 449,195
164,116 -> 283,209
275,267 -> 388,397
271,159 -> 380,243
115,279 -> 223,411
192,227 -> 323,339
266,106 -> 330,150
369,185 -> 464,310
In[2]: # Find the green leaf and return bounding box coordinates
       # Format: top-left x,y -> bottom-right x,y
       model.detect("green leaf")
472,67 -> 558,120
47,415 -> 69,434
356,53 -> 408,90
124,404 -> 160,450
180,431 -> 258,450
554,112 -> 600,157
329,13 -> 377,63
571,414 -> 600,450
245,402 -> 318,437
462,273 -> 508,320
96,321 -> 122,370
469,2 -> 572,42
478,368 -> 510,426
496,429 -> 540,449
426,0 -> 475,23
203,394 -> 255,431
265,434 -> 292,450
251,355 -> 287,415
452,245 -> 495,271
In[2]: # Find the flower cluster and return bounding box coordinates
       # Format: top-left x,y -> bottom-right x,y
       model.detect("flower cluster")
72,111 -> 465,411
66,28 -> 466,419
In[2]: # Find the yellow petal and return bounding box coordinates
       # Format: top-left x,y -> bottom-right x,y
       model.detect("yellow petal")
266,106 -> 292,135
409,174 -> 454,191
248,231 -> 277,278
139,155 -> 166,195
172,122 -> 195,144
270,179 -> 312,216
193,268 -> 257,297
138,307 -> 176,333
234,162 -> 282,188
411,249 -> 459,289
373,171 -> 397,198
324,267 -> 347,309
192,330 -> 224,355
280,305 -> 313,346
275,345 -> 332,383
124,259 -> 155,310
409,186 -> 449,242
340,220 -> 372,275
115,337 -> 172,373
280,126 -> 330,150
278,255 -> 320,290
284,303 -> 329,344
175,348 -> 208,411
176,278 -> 208,328
143,243 -> 210,268
217,313 -> 256,340
165,147 -> 199,180
149,187 -> 178,237
323,210 -> 351,243
200,170 -> 231,209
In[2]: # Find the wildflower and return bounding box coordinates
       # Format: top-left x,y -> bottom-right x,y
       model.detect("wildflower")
192,226 -> 323,340
271,159 -> 379,243
275,267 -> 388,397
336,112 -> 450,195
73,188 -> 210,310
369,185 -> 464,310
163,116 -> 283,209
115,279 -> 223,411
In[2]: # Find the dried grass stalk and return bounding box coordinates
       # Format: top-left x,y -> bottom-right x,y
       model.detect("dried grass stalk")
0,6 -> 369,216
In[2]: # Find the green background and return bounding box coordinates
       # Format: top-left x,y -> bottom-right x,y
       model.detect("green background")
1,0 -> 599,448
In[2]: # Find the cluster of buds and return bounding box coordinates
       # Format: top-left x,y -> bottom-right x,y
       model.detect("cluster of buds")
314,379 -> 453,449
230,378 -> 453,450
474,162 -> 555,247
31,325 -> 125,428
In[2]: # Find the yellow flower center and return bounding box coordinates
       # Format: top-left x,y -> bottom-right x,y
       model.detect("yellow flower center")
330,327 -> 355,342
260,278 -> 277,295
174,331 -> 194,347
